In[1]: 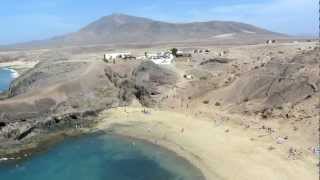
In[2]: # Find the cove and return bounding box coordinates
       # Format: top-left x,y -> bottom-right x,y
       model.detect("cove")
0,133 -> 205,180
0,68 -> 15,92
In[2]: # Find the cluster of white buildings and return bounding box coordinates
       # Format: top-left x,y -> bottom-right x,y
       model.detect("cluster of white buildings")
104,49 -> 194,65
104,52 -> 133,62
146,51 -> 174,65
104,51 -> 176,65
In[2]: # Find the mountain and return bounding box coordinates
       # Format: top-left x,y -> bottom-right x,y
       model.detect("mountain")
12,13 -> 286,48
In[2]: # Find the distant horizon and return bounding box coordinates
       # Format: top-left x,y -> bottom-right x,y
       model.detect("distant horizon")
0,0 -> 318,45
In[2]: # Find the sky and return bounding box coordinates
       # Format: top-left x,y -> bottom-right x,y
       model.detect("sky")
0,0 -> 318,45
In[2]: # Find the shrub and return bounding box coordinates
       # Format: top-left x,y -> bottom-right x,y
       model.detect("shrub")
203,100 -> 210,104
171,48 -> 178,57
200,76 -> 207,80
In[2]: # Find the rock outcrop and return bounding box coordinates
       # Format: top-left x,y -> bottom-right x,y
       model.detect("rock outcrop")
0,59 -> 178,148
223,49 -> 319,108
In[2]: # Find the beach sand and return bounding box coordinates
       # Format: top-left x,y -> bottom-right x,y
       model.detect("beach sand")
0,61 -> 38,74
96,107 -> 318,180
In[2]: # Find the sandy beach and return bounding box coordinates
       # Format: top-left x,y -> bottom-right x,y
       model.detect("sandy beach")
96,106 -> 318,180
0,61 -> 38,74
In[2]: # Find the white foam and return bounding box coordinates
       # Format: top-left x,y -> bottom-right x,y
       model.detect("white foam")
0,157 -> 16,161
3,67 -> 19,79
0,158 -> 8,161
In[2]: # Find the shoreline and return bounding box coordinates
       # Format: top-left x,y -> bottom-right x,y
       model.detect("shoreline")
1,67 -> 19,79
0,106 -> 318,180
95,108 -> 223,180
96,107 -> 318,180
0,128 -> 206,180
0,61 -> 38,74
0,67 -> 18,94
0,129 -> 92,163
103,129 -> 212,180
0,60 -> 38,93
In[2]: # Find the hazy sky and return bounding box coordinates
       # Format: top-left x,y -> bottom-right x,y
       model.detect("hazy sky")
0,0 -> 318,45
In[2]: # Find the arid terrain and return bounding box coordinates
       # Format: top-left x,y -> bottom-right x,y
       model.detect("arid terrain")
0,39 -> 318,179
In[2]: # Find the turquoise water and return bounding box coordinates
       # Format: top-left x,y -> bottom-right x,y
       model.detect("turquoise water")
0,68 -> 13,92
0,134 -> 205,180
0,68 -> 14,92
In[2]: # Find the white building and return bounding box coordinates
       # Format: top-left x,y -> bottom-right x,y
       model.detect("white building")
176,50 -> 184,55
147,52 -> 174,65
104,52 -> 131,61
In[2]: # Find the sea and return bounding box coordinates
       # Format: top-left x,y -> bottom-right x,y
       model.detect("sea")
0,134 -> 204,180
0,67 -> 18,92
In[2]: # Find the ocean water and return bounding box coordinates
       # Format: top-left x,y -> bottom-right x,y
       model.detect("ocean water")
0,134 -> 205,180
0,68 -> 16,92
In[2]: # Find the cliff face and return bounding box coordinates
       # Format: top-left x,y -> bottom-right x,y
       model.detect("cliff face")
0,57 -> 178,148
